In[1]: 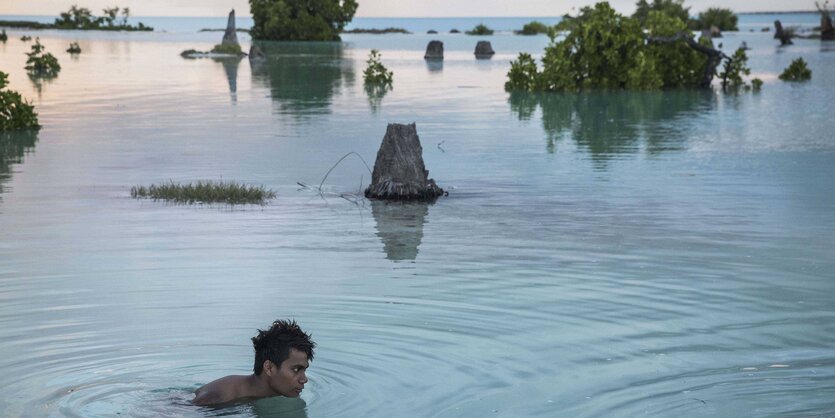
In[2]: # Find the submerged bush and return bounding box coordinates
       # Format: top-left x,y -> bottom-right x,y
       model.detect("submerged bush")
779,58 -> 812,81
692,8 -> 738,31
466,24 -> 494,35
20,35 -> 32,41
54,5 -> 151,31
0,30 -> 7,42
210,43 -> 243,55
505,2 -> 750,93
67,41 -> 82,54
516,21 -> 550,35
131,180 -> 277,205
25,39 -> 61,77
0,71 -> 40,131
249,0 -> 358,41
718,48 -> 755,91
363,49 -> 393,86
632,0 -> 690,25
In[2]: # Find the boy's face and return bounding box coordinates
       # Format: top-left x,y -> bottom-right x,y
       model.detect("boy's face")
266,348 -> 310,397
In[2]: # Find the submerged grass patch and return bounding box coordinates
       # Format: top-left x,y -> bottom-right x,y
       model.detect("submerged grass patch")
131,180 -> 276,205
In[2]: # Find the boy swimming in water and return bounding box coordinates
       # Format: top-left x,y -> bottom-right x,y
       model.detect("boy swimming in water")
193,319 -> 315,406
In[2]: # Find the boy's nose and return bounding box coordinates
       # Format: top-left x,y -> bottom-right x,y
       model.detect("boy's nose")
300,373 -> 308,384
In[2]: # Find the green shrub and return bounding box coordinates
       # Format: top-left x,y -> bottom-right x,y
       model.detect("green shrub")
466,24 -> 494,35
0,71 -> 40,131
779,58 -> 812,81
25,39 -> 61,78
516,21 -> 550,35
130,180 -> 276,205
632,0 -> 690,25
505,2 -> 749,93
54,5 -> 150,31
20,35 -> 32,41
363,49 -> 393,86
718,47 -> 752,91
249,0 -> 358,41
67,41 -> 82,54
0,30 -> 7,42
751,78 -> 763,91
692,8 -> 738,31
210,43 -> 243,55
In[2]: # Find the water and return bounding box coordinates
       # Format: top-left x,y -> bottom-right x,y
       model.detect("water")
1,14 -> 835,418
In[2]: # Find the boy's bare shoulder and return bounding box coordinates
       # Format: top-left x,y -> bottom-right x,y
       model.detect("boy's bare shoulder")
193,375 -> 250,406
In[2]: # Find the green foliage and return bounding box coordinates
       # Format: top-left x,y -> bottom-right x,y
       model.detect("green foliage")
779,58 -> 812,81
249,0 -> 358,41
505,53 -> 542,91
466,23 -> 494,35
25,39 -> 61,78
21,35 -> 32,42
0,30 -> 7,42
516,21 -> 550,35
643,11 -> 707,88
0,71 -> 40,131
363,49 -> 393,86
343,27 -> 410,34
718,48 -> 752,91
131,180 -> 277,205
692,8 -> 738,31
210,43 -> 243,55
67,41 -> 82,54
632,0 -> 690,25
751,78 -> 763,91
53,4 -> 150,31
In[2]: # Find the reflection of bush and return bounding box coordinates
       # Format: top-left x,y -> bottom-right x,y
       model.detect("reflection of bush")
0,131 -> 39,195
509,90 -> 712,161
250,41 -> 353,116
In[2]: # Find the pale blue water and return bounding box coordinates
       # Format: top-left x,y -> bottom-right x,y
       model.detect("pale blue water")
1,13 -> 834,418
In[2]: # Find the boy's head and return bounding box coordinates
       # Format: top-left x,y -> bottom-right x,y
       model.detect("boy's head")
252,319 -> 315,375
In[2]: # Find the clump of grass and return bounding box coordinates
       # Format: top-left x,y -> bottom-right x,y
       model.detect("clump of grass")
20,35 -> 32,41
131,180 -> 276,205
779,57 -> 812,81
210,43 -> 243,55
67,41 -> 81,54
465,24 -> 494,35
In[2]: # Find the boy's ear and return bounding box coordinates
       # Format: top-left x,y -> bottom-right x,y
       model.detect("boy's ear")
263,360 -> 275,376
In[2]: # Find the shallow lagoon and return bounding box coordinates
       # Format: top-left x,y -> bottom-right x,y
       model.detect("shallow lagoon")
1,14 -> 835,417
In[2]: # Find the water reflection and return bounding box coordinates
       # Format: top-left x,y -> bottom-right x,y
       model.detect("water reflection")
0,131 -> 38,197
250,42 -> 354,117
509,90 -> 714,165
371,201 -> 429,261
214,57 -> 242,104
425,60 -> 443,73
364,84 -> 391,114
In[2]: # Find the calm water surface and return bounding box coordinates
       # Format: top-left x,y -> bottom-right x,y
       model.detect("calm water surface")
1,15 -> 834,417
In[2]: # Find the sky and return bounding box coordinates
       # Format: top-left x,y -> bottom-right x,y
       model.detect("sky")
0,0 -> 817,17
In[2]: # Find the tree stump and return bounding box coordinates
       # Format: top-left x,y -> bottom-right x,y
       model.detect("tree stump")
474,41 -> 495,58
364,123 -> 444,201
822,14 -> 834,41
424,40 -> 444,60
774,20 -> 793,45
222,9 -> 239,47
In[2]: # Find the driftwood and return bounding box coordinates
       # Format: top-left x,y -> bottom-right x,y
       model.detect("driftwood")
222,10 -> 239,47
365,123 -> 444,201
474,41 -> 495,58
424,40 -> 444,60
647,32 -> 728,89
774,20 -> 794,45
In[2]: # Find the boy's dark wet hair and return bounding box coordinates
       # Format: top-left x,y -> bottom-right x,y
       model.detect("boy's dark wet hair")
252,319 -> 315,375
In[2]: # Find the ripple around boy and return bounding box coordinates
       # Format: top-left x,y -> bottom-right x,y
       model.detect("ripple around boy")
193,319 -> 315,406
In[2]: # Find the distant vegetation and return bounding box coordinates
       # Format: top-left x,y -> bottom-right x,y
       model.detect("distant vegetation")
0,71 -> 40,131
343,27 -> 410,34
66,42 -> 82,54
505,2 -> 755,92
0,30 -> 7,42
131,181 -> 276,205
0,5 -> 151,31
466,24 -> 494,35
249,0 -> 358,41
692,8 -> 738,31
25,39 -> 61,78
779,58 -> 812,81
515,21 -> 550,35
20,35 -> 32,42
632,0 -> 690,25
